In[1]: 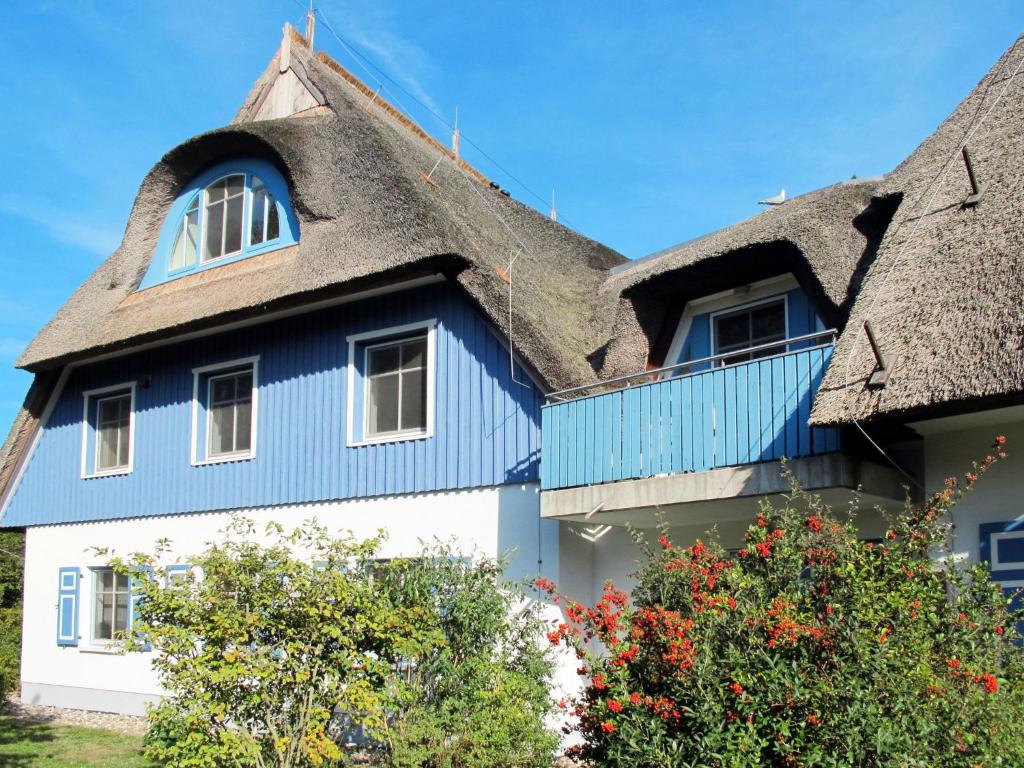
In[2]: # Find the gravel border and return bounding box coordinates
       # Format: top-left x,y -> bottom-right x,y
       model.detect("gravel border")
3,693 -> 148,736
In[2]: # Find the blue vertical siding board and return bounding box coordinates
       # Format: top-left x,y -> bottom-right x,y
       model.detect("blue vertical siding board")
680,377 -> 692,472
796,351 -> 811,456
820,346 -> 839,453
3,283 -> 547,527
609,391 -> 622,482
575,399 -> 587,485
558,404 -> 570,489
700,373 -> 714,472
735,365 -> 749,464
724,367 -> 737,467
771,357 -> 786,460
624,388 -> 641,479
808,348 -> 824,453
667,378 -> 681,474
582,398 -> 594,486
784,352 -> 799,458
712,369 -> 726,468
639,385 -> 651,477
758,360 -> 773,462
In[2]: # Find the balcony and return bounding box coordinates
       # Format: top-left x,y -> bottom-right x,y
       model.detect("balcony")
541,331 -> 840,493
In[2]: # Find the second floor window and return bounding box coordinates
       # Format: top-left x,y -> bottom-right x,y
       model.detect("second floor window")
366,336 -> 428,439
713,299 -> 786,365
209,369 -> 254,459
95,393 -> 132,472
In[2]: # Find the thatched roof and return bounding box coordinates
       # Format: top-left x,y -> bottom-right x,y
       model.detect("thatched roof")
15,27 -> 625,391
810,35 -> 1024,425
591,179 -> 895,378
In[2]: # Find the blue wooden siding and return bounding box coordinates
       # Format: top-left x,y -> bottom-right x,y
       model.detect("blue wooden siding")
674,287 -> 824,367
2,284 -> 542,527
541,344 -> 838,491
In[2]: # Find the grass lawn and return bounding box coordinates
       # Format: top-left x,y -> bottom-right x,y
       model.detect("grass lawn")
0,715 -> 153,767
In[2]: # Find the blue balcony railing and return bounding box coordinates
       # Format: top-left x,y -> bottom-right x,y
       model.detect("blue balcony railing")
540,332 -> 839,491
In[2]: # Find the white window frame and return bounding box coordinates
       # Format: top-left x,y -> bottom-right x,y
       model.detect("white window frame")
200,173 -> 248,264
709,293 -> 790,365
988,531 -> 1024,573
80,381 -> 136,479
662,274 -> 799,375
346,320 -> 437,447
191,356 -> 260,466
87,566 -> 132,647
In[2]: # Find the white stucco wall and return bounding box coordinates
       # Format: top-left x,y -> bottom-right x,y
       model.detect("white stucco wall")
916,411 -> 1024,568
21,483 -> 567,714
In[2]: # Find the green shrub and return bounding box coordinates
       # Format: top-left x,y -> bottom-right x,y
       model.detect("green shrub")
374,550 -> 558,768
0,531 -> 24,700
538,437 -> 1024,767
108,517 -> 439,768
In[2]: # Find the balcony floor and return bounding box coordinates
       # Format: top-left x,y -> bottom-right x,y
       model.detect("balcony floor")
539,454 -> 908,528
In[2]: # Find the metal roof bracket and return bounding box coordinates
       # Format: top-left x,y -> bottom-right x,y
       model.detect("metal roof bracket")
962,146 -> 983,207
863,320 -> 889,389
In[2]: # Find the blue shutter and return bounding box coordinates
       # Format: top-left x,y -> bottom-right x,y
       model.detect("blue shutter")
129,566 -> 154,651
56,567 -> 80,647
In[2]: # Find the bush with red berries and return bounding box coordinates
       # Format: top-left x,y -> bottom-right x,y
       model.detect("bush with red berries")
538,437 -> 1024,767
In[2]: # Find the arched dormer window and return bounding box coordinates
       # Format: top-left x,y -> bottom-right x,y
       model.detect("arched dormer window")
140,158 -> 298,289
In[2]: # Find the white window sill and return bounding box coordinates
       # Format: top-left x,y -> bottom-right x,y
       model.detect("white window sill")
79,644 -> 122,655
192,452 -> 255,467
82,468 -> 133,480
348,430 -> 431,448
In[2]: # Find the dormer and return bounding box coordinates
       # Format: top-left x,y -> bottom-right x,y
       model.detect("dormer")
138,158 -> 300,289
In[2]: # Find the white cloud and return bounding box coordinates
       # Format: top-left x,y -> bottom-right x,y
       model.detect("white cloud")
317,2 -> 446,123
0,338 -> 27,359
0,194 -> 121,257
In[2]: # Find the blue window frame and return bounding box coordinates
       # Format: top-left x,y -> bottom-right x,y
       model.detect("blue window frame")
140,158 -> 299,290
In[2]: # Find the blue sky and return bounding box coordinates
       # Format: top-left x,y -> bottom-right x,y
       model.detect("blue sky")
0,1 -> 1019,430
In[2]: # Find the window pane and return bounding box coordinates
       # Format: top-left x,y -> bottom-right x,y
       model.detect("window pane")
368,373 -> 399,435
224,194 -> 243,255
207,180 -> 226,202
715,312 -> 750,352
118,418 -> 131,466
94,594 -> 113,640
211,402 -> 236,455
266,197 -> 280,241
235,400 -> 252,452
236,372 -> 253,397
97,424 -> 119,470
401,339 -> 426,369
751,302 -> 786,342
212,377 -> 236,405
98,569 -> 113,591
115,573 -> 130,591
250,179 -> 267,245
225,174 -> 244,198
204,200 -> 224,260
400,368 -> 426,431
114,592 -> 130,633
170,206 -> 199,271
369,345 -> 401,376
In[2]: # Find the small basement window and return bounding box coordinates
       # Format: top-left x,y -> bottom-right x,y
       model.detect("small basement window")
192,358 -> 259,464
712,298 -> 787,365
81,383 -> 136,478
347,321 -> 436,446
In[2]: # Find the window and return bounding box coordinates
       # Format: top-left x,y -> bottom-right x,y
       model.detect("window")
346,321 -> 436,446
192,358 -> 259,464
92,568 -> 131,642
95,393 -> 132,471
81,383 -> 136,478
142,159 -> 298,290
366,336 -> 427,438
713,298 -> 787,365
209,369 -> 254,458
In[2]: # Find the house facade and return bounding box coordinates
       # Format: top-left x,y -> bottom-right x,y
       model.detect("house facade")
1,25 -> 1022,716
